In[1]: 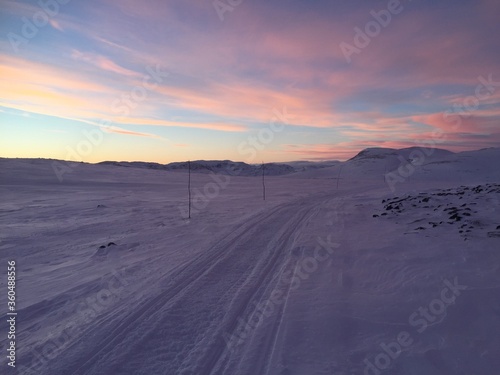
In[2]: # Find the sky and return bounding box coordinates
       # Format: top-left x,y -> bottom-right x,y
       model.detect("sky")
0,0 -> 499,163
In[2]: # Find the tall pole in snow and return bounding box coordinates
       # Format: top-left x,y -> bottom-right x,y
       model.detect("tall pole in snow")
262,162 -> 266,201
337,164 -> 343,190
188,160 -> 191,219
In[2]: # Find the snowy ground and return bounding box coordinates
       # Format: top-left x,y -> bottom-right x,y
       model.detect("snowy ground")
1,148 -> 500,375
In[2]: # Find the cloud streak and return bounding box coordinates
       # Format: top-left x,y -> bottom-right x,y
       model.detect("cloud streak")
0,0 -> 499,161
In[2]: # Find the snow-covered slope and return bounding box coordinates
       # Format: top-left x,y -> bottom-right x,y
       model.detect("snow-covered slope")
0,147 -> 499,375
287,147 -> 500,188
285,160 -> 341,172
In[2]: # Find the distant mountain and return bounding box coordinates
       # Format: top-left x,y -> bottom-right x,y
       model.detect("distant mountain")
4,146 -> 498,183
285,160 -> 340,171
348,147 -> 454,162
98,160 -> 297,176
165,160 -> 296,176
347,147 -> 399,161
287,146 -> 500,184
92,146 -> 500,181
345,147 -> 456,174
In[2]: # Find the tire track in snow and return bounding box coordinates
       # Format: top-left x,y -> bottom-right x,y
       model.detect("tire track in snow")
43,200 -> 289,375
46,194 -> 327,375
121,198 -> 322,375
203,206 -> 321,375
244,247 -> 307,375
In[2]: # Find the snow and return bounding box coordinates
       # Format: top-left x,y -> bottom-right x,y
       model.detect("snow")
98,160 -> 297,176
0,147 -> 499,375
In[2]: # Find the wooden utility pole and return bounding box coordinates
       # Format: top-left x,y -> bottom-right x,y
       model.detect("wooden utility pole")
336,164 -> 343,190
262,162 -> 266,201
188,160 -> 191,219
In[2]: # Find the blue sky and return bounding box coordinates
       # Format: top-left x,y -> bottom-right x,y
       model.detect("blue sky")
1,0 -> 499,162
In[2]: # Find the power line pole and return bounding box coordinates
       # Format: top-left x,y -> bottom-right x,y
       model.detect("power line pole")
336,164 -> 343,190
262,162 -> 266,201
188,160 -> 191,219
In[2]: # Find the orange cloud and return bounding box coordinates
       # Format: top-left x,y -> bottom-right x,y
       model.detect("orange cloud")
0,55 -> 252,133
103,126 -> 158,138
114,116 -> 246,132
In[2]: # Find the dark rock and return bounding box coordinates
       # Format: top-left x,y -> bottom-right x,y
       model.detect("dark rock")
488,231 -> 500,238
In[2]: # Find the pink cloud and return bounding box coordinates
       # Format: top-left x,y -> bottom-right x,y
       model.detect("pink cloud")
70,50 -> 141,77
49,19 -> 64,31
103,126 -> 158,138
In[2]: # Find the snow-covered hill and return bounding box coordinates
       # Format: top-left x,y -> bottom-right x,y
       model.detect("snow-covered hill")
98,160 -> 297,176
287,147 -> 500,189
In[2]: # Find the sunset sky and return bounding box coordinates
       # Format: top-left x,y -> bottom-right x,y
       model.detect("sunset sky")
1,0 -> 499,163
